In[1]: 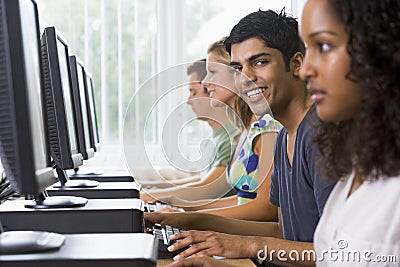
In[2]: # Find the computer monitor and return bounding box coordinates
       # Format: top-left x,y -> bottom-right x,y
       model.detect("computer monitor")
69,55 -> 94,161
0,0 -> 78,254
41,26 -> 98,188
85,72 -> 101,152
0,0 -> 55,200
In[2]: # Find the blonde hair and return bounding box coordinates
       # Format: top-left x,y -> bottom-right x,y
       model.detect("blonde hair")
207,37 -> 254,129
207,37 -> 231,65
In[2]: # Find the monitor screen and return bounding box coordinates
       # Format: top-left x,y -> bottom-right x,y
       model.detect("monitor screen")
68,55 -> 94,160
0,0 -> 55,195
0,1 -> 89,212
20,0 -> 48,173
57,39 -> 78,154
41,27 -> 83,171
76,63 -> 92,151
41,27 -> 97,189
86,74 -> 100,148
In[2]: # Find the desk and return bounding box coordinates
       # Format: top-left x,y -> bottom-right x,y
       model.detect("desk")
157,258 -> 255,266
0,233 -> 157,267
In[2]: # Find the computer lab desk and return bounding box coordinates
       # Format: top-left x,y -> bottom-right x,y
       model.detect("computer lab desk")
0,233 -> 254,267
0,233 -> 158,267
157,258 -> 255,266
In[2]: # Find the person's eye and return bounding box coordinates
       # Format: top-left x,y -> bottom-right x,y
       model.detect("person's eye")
231,65 -> 242,72
254,60 -> 268,67
318,43 -> 332,53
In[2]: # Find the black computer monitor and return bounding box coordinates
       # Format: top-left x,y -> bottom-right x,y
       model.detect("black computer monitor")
0,0 -> 55,201
41,26 -> 98,188
85,72 -> 101,152
0,0 -> 88,209
0,0 -> 81,254
69,55 -> 94,161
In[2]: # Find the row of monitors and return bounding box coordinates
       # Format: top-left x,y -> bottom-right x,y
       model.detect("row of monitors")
0,0 -> 100,196
44,27 -> 100,168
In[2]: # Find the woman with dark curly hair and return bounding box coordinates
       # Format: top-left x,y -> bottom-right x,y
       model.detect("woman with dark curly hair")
300,0 -> 400,265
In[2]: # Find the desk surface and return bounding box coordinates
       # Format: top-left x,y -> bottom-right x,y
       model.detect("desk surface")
0,233 -> 157,267
157,258 -> 255,266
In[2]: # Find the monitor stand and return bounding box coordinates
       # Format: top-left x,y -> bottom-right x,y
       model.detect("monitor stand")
68,168 -> 134,182
73,167 -> 104,176
0,221 -> 65,254
54,167 -> 99,188
24,191 -> 88,209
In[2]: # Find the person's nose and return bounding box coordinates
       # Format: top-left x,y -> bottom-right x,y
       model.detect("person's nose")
299,51 -> 316,81
201,74 -> 211,88
187,95 -> 193,105
240,65 -> 257,89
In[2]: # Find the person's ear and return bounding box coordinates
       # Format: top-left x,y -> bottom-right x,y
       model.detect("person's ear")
289,52 -> 304,77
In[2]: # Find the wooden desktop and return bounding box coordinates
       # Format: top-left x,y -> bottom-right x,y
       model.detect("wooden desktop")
157,258 -> 255,266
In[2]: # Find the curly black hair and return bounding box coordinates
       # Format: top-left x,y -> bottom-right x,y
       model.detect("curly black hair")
316,0 -> 400,180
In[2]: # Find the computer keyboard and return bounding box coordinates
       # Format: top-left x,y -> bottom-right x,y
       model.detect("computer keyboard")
145,201 -> 185,212
151,223 -> 189,258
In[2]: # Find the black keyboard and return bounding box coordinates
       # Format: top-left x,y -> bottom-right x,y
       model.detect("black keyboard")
151,223 -> 189,258
145,202 -> 185,212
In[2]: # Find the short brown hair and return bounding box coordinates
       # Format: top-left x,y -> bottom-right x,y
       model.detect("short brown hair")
187,58 -> 207,81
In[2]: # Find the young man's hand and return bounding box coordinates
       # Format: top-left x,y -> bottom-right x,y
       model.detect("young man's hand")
168,230 -> 254,260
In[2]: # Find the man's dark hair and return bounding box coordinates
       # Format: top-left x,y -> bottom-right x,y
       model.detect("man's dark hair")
225,9 -> 305,69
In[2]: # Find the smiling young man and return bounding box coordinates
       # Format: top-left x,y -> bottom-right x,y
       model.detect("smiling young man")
224,10 -> 337,257
146,10 -> 337,267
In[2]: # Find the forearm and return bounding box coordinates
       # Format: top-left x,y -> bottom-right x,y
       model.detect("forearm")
140,178 -> 231,204
147,211 -> 282,237
185,166 -> 226,187
141,175 -> 201,188
200,136 -> 277,220
185,195 -> 237,211
201,197 -> 278,221
141,181 -> 176,189
183,213 -> 282,237
172,175 -> 201,186
201,170 -> 278,221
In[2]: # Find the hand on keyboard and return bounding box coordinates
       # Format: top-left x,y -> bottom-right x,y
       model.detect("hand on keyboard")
151,224 -> 189,259
167,230 -> 253,260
